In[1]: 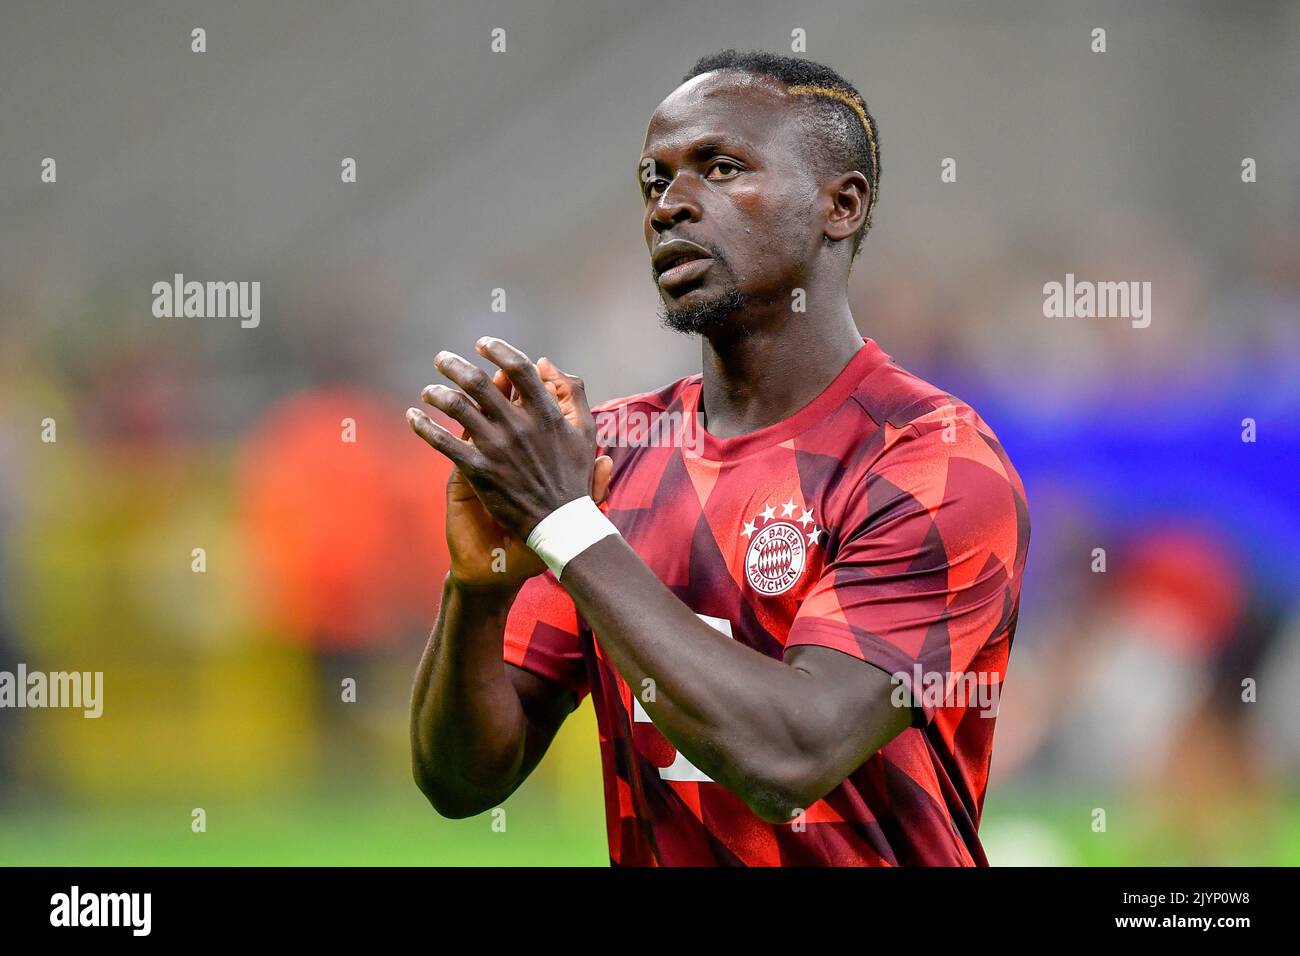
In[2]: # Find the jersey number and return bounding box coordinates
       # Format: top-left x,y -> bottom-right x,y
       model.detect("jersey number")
631,612 -> 733,782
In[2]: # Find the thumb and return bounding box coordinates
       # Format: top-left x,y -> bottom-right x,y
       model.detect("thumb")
591,455 -> 614,505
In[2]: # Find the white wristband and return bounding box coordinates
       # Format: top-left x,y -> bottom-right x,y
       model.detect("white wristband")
526,496 -> 620,580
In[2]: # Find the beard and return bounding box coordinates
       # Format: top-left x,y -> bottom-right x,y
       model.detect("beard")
658,287 -> 749,336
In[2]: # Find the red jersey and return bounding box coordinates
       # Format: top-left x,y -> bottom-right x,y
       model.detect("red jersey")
503,337 -> 1030,866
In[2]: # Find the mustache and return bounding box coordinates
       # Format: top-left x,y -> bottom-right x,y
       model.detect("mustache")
687,240 -> 727,268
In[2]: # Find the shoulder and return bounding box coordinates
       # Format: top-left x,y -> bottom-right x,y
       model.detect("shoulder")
847,360 -> 1029,553
854,359 -> 1020,488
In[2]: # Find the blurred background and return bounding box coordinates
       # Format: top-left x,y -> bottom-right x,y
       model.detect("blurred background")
1,0 -> 1298,865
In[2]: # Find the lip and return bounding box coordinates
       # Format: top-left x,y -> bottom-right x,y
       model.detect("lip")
653,239 -> 714,290
657,256 -> 714,290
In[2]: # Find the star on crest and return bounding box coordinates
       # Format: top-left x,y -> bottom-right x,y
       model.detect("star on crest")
742,498 -> 824,552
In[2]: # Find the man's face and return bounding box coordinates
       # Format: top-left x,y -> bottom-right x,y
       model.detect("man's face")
640,72 -> 827,333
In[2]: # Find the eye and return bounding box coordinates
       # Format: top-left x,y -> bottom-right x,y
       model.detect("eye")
645,177 -> 669,200
706,159 -> 742,181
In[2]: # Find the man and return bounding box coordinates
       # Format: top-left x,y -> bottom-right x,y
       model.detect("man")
407,50 -> 1029,866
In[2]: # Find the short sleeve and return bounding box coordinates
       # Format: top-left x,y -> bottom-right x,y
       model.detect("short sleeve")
503,569 -> 590,702
784,406 -> 1025,724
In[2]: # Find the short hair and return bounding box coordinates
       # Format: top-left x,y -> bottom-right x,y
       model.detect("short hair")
683,50 -> 880,256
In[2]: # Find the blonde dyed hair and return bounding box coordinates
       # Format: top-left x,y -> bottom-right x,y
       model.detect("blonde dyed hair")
786,83 -> 880,235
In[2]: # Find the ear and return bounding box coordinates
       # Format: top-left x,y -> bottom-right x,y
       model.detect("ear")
822,171 -> 870,244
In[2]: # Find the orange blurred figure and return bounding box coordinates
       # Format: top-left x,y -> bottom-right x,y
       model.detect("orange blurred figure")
237,389 -> 451,650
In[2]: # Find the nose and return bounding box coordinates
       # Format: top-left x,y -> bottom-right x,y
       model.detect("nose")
649,173 -> 701,234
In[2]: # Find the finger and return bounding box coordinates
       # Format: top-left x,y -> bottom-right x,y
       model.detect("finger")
492,368 -> 518,405
592,454 -> 614,505
537,356 -> 564,386
538,356 -> 592,422
420,383 -> 491,439
435,350 -> 513,420
538,357 -> 595,443
475,337 -> 556,414
406,408 -> 481,471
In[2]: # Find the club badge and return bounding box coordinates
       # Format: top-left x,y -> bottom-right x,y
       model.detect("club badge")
742,498 -> 822,596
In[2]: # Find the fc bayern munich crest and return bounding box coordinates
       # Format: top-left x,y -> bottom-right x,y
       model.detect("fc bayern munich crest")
742,498 -> 822,596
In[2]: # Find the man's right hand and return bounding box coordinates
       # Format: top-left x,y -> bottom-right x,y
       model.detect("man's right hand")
438,357 -> 613,591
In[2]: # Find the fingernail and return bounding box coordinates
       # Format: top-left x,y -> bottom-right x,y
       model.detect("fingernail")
406,407 -> 422,423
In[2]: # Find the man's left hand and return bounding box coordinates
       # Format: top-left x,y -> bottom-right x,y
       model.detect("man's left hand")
407,336 -> 602,540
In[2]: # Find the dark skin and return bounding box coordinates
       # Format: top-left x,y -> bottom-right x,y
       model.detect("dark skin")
408,71 -> 910,824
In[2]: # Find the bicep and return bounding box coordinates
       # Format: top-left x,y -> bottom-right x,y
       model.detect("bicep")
782,644 -> 912,797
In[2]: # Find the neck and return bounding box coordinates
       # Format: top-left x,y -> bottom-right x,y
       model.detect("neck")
697,294 -> 864,439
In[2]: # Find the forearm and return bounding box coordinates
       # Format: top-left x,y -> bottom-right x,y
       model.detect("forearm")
558,535 -> 831,820
406,338 -> 899,821
410,574 -> 530,817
